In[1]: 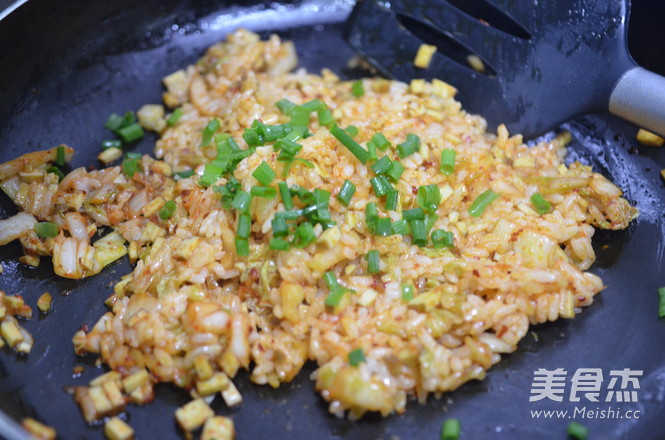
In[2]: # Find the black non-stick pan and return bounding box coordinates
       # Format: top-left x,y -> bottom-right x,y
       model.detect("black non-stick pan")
1,1 -> 664,439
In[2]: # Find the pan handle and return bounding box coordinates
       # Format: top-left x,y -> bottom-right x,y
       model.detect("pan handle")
609,66 -> 665,137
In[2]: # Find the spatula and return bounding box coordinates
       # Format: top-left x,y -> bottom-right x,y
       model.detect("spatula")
344,0 -> 665,139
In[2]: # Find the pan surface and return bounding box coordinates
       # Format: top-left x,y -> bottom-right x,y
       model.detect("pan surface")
0,1 -> 664,439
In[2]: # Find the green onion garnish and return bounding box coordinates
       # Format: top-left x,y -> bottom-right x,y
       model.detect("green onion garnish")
337,180 -> 356,206
329,124 -> 369,164
441,418 -> 461,440
122,158 -> 140,177
403,207 -> 425,222
401,284 -> 414,301
236,214 -> 251,239
567,421 -> 588,440
251,186 -> 276,198
431,229 -> 454,249
396,133 -> 421,159
371,132 -> 391,151
365,250 -> 381,274
292,222 -> 316,248
468,190 -> 499,217
117,123 -> 144,143
200,118 -> 220,147
374,218 -> 392,236
348,348 -> 366,366
367,140 -> 378,162
440,149 -> 456,175
278,182 -> 294,210
365,202 -> 379,224
199,163 -> 225,187
167,108 -> 183,127
104,113 -> 125,132
269,238 -> 291,251
252,161 -> 276,186
125,152 -> 142,160
101,139 -> 122,150
385,161 -> 404,183
324,272 -> 346,307
658,287 -> 665,318
235,237 -> 249,256
271,216 -> 289,238
34,222 -> 58,238
345,125 -> 359,137
385,189 -> 398,211
290,105 -> 311,133
159,200 -> 177,220
314,188 -> 331,206
318,108 -> 334,127
276,210 -> 302,221
55,145 -> 66,167
351,80 -> 364,97
174,170 -> 194,179
243,128 -> 264,147
370,176 -> 391,197
530,192 -> 552,215
47,166 -> 64,182
276,98 -> 297,115
291,184 -> 315,205
371,156 -> 393,175
302,99 -> 325,112
410,219 -> 427,246
231,190 -> 251,213
391,219 -> 410,236
417,184 -> 441,213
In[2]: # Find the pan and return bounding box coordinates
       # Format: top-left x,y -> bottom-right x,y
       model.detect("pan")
0,0 -> 664,439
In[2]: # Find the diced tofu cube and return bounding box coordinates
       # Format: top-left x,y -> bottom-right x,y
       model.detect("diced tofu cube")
221,381 -> 242,407
122,369 -> 150,394
175,398 -> 214,432
196,373 -> 230,396
104,417 -> 134,440
201,416 -> 235,440
22,418 -> 56,440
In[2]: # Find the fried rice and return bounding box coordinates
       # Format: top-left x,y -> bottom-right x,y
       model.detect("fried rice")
0,29 -> 638,424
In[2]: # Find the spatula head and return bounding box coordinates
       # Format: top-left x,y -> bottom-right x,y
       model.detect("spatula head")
345,0 -> 635,138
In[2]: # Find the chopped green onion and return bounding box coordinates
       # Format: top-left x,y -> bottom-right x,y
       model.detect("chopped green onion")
260,123 -> 289,142
348,348 -> 366,366
468,190 -> 499,217
242,128 -> 264,147
55,145 -> 66,166
365,202 -> 379,224
269,238 -> 291,251
385,161 -> 405,183
323,271 -> 354,308
318,108 -> 334,127
200,118 -> 220,147
365,250 -> 381,274
278,182 -> 294,210
371,132 -> 391,151
276,210 -> 302,221
122,158 -> 140,177
252,161 -> 276,186
117,123 -> 144,143
235,237 -> 249,256
385,189 -> 398,211
34,222 -> 58,238
276,98 -> 297,115
329,124 -> 369,164
396,133 -> 421,159
167,108 -> 183,127
417,184 -> 441,213
403,207 -> 425,221
337,180 -> 356,206
125,152 -> 142,160
101,139 -> 122,150
302,99 -> 325,112
370,176 -> 391,197
290,105 -> 311,133
250,186 -> 277,198
314,189 -> 331,206
658,287 -> 665,318
441,418 -> 461,440
47,166 -> 64,182
374,218 -> 392,236
391,219 -> 410,235
440,149 -> 456,175
530,192 -> 552,215
345,125 -> 359,137
351,80 -> 364,97
431,229 -> 454,249
104,113 -> 125,132
291,184 -> 315,205
275,138 -> 303,159
401,284 -> 414,301
293,222 -> 316,248
293,157 -> 314,169
410,219 -> 427,246
174,170 -> 194,179
199,163 -> 225,187
231,190 -> 251,213
159,200 -> 177,220
236,214 -> 251,239
367,140 -> 378,162
271,216 -> 289,238
371,156 -> 393,175
567,421 -> 588,440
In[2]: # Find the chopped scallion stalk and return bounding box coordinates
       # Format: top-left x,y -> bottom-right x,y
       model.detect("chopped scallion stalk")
236,214 -> 251,239
272,216 -> 289,238
396,133 -> 421,159
403,207 -> 425,221
365,250 -> 381,274
431,229 -> 454,249
230,190 -> 251,213
417,184 -> 441,213
318,108 -> 334,127
250,186 -> 276,198
370,176 -> 390,197
117,123 -> 144,143
345,125 -> 359,137
174,170 -> 194,179
199,163 -> 224,187
125,152 -> 142,160
167,107 -> 183,126
302,99 -> 325,112
365,202 -> 378,224
337,180 -> 356,206
371,132 -> 391,151
276,98 -> 297,115
329,124 -> 369,164
101,139 -> 122,150
348,348 -> 366,366
276,210 -> 302,221
292,222 -> 316,248
401,284 -> 414,301
367,140 -> 378,162
658,287 -> 665,318
371,156 -> 393,175
159,200 -> 177,220
351,80 -> 364,97
235,237 -> 249,256
385,189 -> 398,211
122,158 -> 139,177
34,222 -> 58,238
252,161 -> 276,186
385,161 -> 404,183
468,190 -> 499,217
567,421 -> 588,440
47,166 -> 64,182
530,192 -> 552,215
242,128 -> 264,147
440,148 -> 456,175
200,118 -> 220,147
55,145 -> 66,166
410,219 -> 427,246
278,182 -> 294,210
441,418 -> 461,440
290,105 -> 311,133
391,219 -> 410,235
374,218 -> 392,236
269,238 -> 291,251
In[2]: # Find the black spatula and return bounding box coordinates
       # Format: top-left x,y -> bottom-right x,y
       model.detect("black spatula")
344,0 -> 665,139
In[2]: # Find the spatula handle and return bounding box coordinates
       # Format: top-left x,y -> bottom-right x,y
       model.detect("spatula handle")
609,67 -> 665,137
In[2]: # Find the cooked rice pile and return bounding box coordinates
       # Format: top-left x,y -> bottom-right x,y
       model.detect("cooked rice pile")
0,29 -> 638,420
